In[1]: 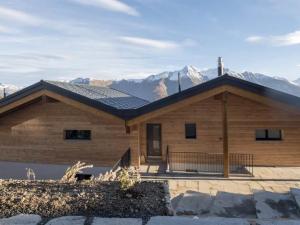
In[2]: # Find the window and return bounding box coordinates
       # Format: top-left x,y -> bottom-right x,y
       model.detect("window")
185,123 -> 197,139
64,130 -> 91,140
255,129 -> 282,141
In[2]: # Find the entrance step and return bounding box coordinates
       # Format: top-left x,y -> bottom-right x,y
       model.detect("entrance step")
254,190 -> 300,219
175,191 -> 213,215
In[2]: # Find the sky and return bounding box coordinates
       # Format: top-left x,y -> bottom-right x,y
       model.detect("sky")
0,0 -> 299,86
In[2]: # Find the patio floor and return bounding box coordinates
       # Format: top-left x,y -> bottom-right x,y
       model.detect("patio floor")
167,167 -> 300,219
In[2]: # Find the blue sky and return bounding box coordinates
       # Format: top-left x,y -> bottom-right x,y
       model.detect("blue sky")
0,0 -> 299,86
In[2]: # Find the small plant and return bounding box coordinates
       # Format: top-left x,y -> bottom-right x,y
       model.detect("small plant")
61,161 -> 93,182
118,167 -> 141,191
26,168 -> 36,180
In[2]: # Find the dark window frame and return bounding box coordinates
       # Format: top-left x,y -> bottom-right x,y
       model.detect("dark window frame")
255,129 -> 282,141
185,123 -> 197,139
64,130 -> 92,140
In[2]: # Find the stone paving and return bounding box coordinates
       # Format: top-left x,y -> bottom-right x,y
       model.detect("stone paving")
2,215 -> 300,225
168,177 -> 300,219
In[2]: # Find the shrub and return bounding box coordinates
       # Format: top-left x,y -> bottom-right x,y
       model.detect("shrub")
61,161 -> 93,182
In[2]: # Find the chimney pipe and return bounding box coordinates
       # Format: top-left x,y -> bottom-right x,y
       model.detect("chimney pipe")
218,57 -> 224,77
178,72 -> 182,92
3,88 -> 7,98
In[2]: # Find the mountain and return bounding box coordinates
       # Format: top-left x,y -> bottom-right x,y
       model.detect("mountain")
2,65 -> 300,102
110,66 -> 208,101
110,66 -> 300,101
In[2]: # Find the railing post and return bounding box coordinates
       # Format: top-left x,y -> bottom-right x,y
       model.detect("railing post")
222,92 -> 229,178
166,145 -> 170,173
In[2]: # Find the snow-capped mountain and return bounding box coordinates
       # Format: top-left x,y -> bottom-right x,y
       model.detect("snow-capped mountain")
2,65 -> 300,102
108,66 -> 300,101
110,66 -> 208,101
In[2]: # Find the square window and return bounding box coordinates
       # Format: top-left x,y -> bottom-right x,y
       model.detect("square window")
185,123 -> 196,139
268,129 -> 282,140
255,129 -> 267,140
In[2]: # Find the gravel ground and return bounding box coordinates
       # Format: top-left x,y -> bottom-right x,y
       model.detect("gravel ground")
0,180 -> 168,221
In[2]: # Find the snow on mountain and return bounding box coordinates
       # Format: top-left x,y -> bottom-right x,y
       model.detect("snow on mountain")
109,66 -> 300,101
65,66 -> 300,102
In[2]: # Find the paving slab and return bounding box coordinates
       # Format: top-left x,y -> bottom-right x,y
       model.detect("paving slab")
175,191 -> 213,215
92,217 -> 142,225
0,214 -> 41,225
45,216 -> 86,225
209,191 -> 256,218
254,191 -> 300,219
146,216 -> 250,225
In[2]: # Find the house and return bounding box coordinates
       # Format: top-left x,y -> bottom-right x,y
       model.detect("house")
1,74 -> 300,179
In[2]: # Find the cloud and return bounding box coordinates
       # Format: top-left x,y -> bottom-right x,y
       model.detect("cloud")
70,0 -> 139,16
0,6 -> 42,26
119,36 -> 179,49
246,30 -> 300,46
245,36 -> 265,43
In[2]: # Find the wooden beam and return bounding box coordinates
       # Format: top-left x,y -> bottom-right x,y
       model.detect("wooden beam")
222,92 -> 229,178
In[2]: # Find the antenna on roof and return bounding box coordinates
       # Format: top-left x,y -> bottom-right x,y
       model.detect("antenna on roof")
218,57 -> 224,77
178,71 -> 182,92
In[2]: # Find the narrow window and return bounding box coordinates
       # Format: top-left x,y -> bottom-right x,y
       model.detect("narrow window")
64,130 -> 91,140
185,123 -> 197,139
255,129 -> 282,141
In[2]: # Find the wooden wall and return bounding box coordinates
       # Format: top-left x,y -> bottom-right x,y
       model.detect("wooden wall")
0,98 -> 129,167
138,93 -> 300,166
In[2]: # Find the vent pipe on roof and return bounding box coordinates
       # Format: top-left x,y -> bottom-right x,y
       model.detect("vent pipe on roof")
218,57 -> 224,77
178,71 -> 182,92
3,88 -> 7,98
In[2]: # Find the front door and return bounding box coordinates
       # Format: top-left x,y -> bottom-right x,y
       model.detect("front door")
147,124 -> 162,157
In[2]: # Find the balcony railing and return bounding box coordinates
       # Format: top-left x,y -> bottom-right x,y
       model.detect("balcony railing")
167,149 -> 253,176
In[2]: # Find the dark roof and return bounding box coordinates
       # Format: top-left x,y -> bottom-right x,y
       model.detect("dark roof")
0,80 -> 149,119
45,81 -> 149,110
1,74 -> 300,120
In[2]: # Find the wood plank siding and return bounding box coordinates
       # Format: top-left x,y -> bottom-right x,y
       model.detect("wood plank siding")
0,98 -> 129,167
134,93 -> 300,166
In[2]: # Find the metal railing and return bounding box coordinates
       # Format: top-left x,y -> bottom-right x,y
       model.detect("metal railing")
167,150 -> 254,176
112,147 -> 131,171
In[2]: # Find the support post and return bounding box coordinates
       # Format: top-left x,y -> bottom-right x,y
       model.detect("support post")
222,92 -> 229,178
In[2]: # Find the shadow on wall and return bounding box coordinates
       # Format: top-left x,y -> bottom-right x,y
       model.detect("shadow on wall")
172,189 -> 300,219
0,161 -> 111,180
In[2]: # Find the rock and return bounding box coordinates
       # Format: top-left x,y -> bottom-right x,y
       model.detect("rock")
45,216 -> 86,225
175,191 -> 213,215
0,214 -> 41,225
254,191 -> 300,219
256,220 -> 300,225
92,217 -> 142,225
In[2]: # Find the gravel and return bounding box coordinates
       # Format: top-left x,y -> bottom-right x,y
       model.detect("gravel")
0,180 -> 168,221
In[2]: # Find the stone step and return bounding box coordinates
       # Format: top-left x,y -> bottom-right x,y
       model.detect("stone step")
45,216 -> 86,225
0,214 -> 41,225
253,190 -> 300,220
92,217 -> 142,225
175,191 -> 213,215
146,216 -> 250,225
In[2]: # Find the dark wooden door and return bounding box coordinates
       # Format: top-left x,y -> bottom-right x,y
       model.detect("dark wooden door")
147,124 -> 162,157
